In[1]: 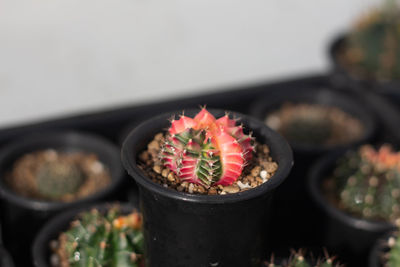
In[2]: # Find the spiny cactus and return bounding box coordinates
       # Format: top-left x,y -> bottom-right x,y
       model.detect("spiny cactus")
265,250 -> 340,267
53,207 -> 144,267
36,161 -> 86,199
385,233 -> 400,267
160,108 -> 255,187
336,144 -> 400,223
343,0 -> 400,80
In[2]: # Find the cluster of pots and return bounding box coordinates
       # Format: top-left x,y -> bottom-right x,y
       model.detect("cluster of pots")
1,29 -> 400,267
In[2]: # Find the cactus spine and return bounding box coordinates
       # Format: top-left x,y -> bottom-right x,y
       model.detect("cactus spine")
265,250 -> 340,267
160,108 -> 255,187
336,145 -> 400,223
54,207 -> 144,267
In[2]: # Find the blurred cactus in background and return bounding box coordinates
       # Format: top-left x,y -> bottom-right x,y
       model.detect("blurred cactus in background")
343,0 -> 400,80
335,144 -> 400,223
36,161 -> 85,200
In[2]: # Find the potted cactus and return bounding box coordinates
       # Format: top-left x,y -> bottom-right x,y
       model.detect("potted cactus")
0,131 -> 124,266
308,144 -> 400,267
250,87 -> 377,248
32,203 -> 143,267
122,108 -> 293,266
330,0 -> 400,93
369,231 -> 400,267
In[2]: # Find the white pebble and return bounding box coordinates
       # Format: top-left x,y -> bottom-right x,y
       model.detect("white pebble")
237,181 -> 252,189
260,170 -> 268,181
91,161 -> 104,174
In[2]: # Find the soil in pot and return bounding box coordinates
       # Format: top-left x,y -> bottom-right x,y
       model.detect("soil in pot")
6,149 -> 111,202
33,203 -> 144,267
122,107 -> 293,267
334,1 -> 400,84
265,102 -> 364,147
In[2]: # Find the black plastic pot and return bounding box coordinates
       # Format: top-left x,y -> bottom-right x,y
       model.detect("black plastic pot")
122,108 -> 293,267
308,151 -> 397,267
32,202 -> 137,267
0,131 -> 124,267
0,246 -> 15,267
249,87 -> 377,248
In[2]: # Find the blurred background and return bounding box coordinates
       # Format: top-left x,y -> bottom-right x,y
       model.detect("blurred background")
0,0 -> 380,128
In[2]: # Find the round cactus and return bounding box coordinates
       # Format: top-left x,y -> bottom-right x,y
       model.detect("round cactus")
53,207 -> 144,267
282,115 -> 332,146
335,144 -> 400,223
343,0 -> 400,80
160,108 -> 255,187
36,161 -> 86,199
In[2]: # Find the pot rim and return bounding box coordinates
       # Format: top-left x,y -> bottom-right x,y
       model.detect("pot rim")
122,108 -> 293,204
308,150 -> 396,233
32,202 -> 138,267
249,87 -> 377,155
0,131 -> 124,212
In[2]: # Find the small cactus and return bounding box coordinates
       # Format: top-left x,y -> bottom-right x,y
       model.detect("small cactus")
282,115 -> 332,146
160,108 -> 255,187
265,249 -> 340,267
53,206 -> 144,267
335,144 -> 400,223
36,161 -> 86,199
343,0 -> 400,80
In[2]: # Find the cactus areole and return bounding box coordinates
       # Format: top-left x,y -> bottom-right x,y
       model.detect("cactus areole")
160,108 -> 255,187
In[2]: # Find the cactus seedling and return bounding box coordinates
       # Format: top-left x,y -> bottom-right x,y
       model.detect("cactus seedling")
160,108 -> 255,187
53,207 -> 144,267
335,144 -> 400,223
36,161 -> 86,200
265,249 -> 341,267
342,0 -> 400,80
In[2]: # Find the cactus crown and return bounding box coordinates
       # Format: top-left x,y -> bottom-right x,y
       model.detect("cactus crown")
343,1 -> 400,80
265,249 -> 340,267
36,161 -> 86,199
336,144 -> 400,222
54,207 -> 144,267
160,108 -> 255,187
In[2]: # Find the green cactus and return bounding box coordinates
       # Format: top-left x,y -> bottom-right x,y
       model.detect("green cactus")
343,0 -> 400,80
36,161 -> 86,199
282,115 -> 332,146
335,144 -> 400,223
265,250 -> 340,267
53,207 -> 144,267
387,233 -> 400,267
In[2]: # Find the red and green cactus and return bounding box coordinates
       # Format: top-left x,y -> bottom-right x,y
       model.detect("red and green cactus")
335,144 -> 400,222
160,108 -> 255,187
343,0 -> 400,80
53,207 -> 144,267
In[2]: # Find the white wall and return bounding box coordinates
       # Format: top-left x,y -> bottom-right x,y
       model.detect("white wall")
0,0 -> 380,128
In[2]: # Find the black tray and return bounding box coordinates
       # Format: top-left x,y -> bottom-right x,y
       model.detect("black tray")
0,74 -> 399,267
